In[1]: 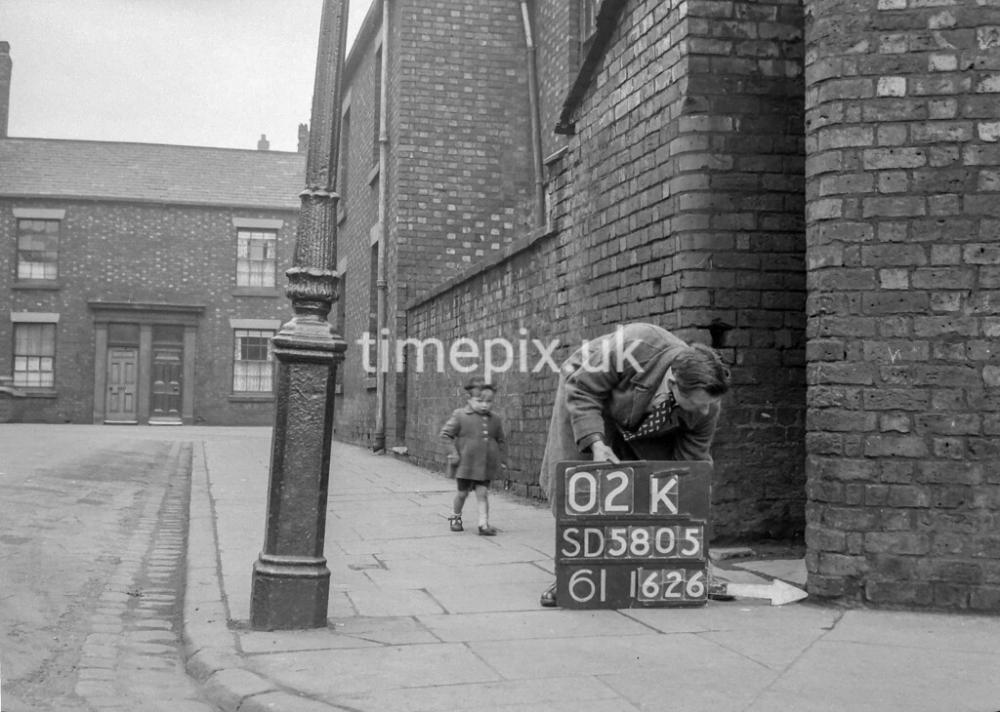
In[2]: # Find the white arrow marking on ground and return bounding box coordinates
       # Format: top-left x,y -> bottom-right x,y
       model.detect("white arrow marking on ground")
725,579 -> 808,606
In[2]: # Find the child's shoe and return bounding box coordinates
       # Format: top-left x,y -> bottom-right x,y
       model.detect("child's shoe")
448,515 -> 463,532
478,525 -> 497,536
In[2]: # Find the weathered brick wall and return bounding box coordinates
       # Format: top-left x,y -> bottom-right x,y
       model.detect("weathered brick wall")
392,0 -> 535,302
0,198 -> 296,425
332,21 -> 383,445
804,0 -> 1000,609
404,231 -> 568,492
401,0 -> 808,540
677,0 -> 808,537
533,0 -> 572,159
333,1 -> 544,451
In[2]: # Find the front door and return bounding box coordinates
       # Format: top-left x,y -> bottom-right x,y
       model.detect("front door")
150,347 -> 182,423
105,347 -> 138,423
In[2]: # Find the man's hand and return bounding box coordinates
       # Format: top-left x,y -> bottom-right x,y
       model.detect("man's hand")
590,441 -> 620,463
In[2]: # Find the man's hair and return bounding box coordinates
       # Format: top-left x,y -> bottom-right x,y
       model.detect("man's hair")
672,343 -> 731,396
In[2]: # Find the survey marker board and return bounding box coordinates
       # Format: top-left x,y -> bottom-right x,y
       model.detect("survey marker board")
554,460 -> 711,609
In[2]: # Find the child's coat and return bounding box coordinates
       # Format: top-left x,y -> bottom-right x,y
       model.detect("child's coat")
440,406 -> 507,482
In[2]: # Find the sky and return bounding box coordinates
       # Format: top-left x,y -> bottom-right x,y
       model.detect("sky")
1,0 -> 374,153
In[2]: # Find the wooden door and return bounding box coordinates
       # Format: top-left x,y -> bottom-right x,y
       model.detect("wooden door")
105,348 -> 138,423
150,348 -> 182,422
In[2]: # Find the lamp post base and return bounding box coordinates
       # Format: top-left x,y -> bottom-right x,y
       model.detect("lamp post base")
250,554 -> 331,630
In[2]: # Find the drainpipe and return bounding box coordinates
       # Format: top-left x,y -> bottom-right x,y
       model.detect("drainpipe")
520,0 -> 546,228
373,0 -> 391,452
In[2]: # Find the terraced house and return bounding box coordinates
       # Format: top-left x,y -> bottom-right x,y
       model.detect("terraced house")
0,42 -> 305,425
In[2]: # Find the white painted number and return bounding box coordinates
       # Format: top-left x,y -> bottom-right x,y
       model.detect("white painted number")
680,526 -> 701,557
655,527 -> 676,555
636,568 -> 708,602
685,570 -> 706,598
641,570 -> 660,599
567,471 -> 598,514
564,467 -> 635,515
607,527 -> 628,557
604,470 -> 631,512
568,568 -> 606,603
629,527 -> 651,557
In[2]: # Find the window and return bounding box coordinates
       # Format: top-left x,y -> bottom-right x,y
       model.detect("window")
17,218 -> 60,280
233,329 -> 275,392
236,230 -> 276,287
368,243 -> 379,373
579,0 -> 599,58
13,323 -> 56,387
335,272 -> 346,391
373,49 -> 382,167
338,106 -> 351,215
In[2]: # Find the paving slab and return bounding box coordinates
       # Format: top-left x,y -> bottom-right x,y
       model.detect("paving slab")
246,642 -> 503,698
176,430 -> 1000,712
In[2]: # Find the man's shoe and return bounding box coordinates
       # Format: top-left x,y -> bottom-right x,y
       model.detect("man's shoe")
448,515 -> 463,532
707,578 -> 734,601
539,582 -> 557,607
478,525 -> 497,536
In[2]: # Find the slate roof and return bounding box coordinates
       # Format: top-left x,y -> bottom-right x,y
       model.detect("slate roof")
0,137 -> 305,210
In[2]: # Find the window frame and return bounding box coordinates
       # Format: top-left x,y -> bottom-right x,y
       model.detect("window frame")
232,328 -> 276,394
16,217 -> 61,282
235,228 -> 278,289
12,321 -> 57,389
578,0 -> 600,60
338,105 -> 351,222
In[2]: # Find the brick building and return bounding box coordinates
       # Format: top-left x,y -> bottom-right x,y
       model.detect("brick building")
331,0 -> 1000,611
0,42 -> 306,425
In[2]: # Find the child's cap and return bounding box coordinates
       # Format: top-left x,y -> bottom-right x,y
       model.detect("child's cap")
464,376 -> 494,393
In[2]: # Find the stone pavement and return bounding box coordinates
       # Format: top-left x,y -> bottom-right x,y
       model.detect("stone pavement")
182,429 -> 1000,712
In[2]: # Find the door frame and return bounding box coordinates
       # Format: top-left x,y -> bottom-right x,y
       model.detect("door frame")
104,346 -> 139,424
90,302 -> 204,424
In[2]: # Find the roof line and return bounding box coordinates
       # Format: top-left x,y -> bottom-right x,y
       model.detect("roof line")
0,192 -> 299,211
0,135 -> 305,155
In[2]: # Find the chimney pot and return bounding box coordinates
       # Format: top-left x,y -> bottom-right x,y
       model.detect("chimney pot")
257,133 -> 270,151
297,123 -> 309,154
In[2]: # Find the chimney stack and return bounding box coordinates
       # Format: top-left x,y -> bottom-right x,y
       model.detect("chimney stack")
297,123 -> 309,153
257,133 -> 270,150
0,42 -> 12,138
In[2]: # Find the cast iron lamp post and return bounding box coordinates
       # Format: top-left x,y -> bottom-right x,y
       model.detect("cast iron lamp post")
249,0 -> 348,630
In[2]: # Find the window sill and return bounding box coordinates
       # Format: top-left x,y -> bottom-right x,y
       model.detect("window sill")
12,280 -> 61,291
15,388 -> 58,398
229,393 -> 275,403
232,287 -> 282,298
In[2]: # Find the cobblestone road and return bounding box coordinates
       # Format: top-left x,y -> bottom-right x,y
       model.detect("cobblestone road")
1,428 -> 218,711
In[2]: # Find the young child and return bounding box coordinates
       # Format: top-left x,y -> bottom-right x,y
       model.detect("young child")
440,376 -> 508,535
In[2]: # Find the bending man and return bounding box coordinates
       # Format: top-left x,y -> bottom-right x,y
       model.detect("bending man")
538,322 -> 731,607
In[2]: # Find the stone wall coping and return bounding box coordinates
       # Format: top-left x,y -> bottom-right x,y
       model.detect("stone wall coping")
405,223 -> 555,312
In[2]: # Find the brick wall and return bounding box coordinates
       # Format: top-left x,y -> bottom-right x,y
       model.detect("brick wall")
804,0 -> 1000,609
0,198 -> 297,425
332,1 -> 544,450
676,0 -> 808,537
332,27 -> 382,445
404,231 -> 567,493
400,0 -> 808,540
392,0 -> 536,302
